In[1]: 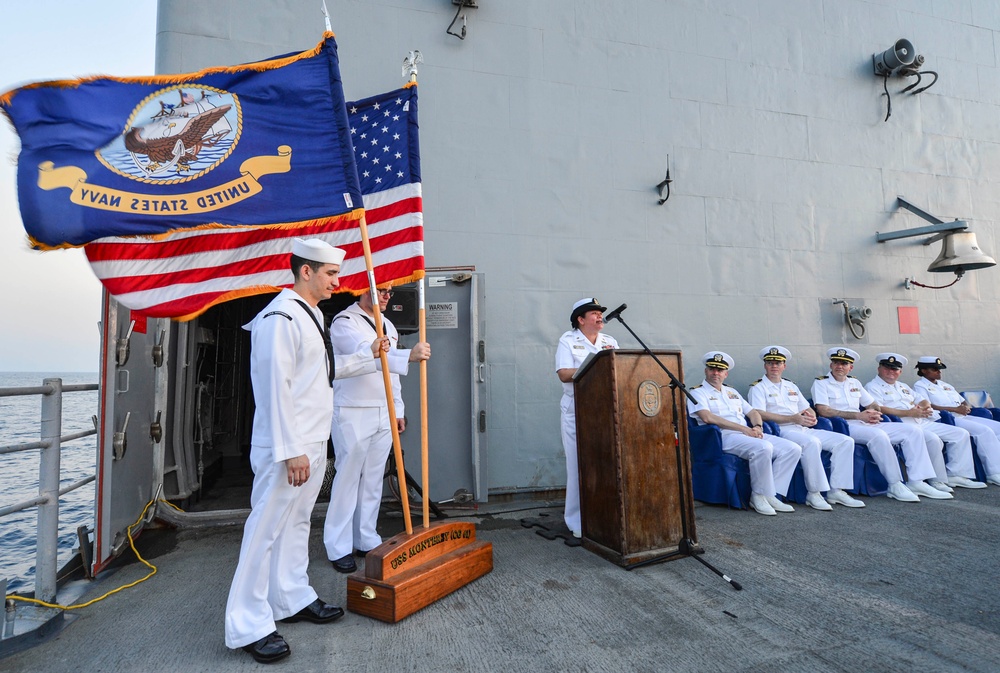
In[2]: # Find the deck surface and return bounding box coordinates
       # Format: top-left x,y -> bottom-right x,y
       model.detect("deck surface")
4,489 -> 999,672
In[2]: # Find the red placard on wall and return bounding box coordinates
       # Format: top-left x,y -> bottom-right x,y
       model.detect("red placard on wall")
897,306 -> 920,334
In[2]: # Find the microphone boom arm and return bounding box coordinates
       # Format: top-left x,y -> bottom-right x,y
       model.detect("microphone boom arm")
607,310 -> 696,405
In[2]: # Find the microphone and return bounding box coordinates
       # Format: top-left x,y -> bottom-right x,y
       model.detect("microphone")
604,303 -> 627,322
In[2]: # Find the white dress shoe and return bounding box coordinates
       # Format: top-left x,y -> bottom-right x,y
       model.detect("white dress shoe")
749,493 -> 776,515
886,481 -> 920,502
805,492 -> 833,511
988,474 -> 1000,486
765,495 -> 795,513
928,479 -> 954,493
825,488 -> 865,508
907,480 -> 954,500
947,475 -> 987,489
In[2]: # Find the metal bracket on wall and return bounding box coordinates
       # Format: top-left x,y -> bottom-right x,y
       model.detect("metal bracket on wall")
877,197 -> 968,244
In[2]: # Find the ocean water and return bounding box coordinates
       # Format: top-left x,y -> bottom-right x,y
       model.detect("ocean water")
0,372 -> 99,594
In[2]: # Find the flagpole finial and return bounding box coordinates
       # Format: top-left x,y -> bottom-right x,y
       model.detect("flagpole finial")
321,0 -> 332,32
402,50 -> 423,81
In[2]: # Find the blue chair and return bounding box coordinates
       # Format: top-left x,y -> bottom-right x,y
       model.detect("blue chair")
960,391 -> 1000,421
961,390 -> 991,407
687,417 -> 751,509
758,421 -> 811,505
936,409 -> 988,483
827,416 -> 889,496
970,407 -> 995,421
772,420 -> 806,504
879,412 -> 912,481
806,400 -> 885,496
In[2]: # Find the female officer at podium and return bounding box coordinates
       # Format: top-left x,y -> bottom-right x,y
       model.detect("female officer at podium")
555,298 -> 619,538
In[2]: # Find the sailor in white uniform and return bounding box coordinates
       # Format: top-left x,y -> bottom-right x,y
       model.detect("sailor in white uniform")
555,298 -> 619,537
864,353 -> 984,491
811,347 -> 950,503
224,239 -> 389,664
323,285 -> 430,573
747,346 -> 863,510
688,351 -> 802,516
913,356 -> 1000,486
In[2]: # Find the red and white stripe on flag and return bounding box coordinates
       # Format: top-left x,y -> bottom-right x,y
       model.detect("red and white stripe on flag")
84,182 -> 423,321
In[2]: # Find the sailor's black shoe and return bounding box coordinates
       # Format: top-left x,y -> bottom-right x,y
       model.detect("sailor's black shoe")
242,631 -> 290,664
331,554 -> 357,573
279,598 -> 345,624
353,548 -> 371,557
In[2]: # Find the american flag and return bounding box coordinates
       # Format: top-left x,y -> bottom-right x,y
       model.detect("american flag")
338,83 -> 424,292
83,83 -> 423,320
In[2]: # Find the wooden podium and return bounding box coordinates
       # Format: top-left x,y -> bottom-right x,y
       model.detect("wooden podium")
574,349 -> 698,567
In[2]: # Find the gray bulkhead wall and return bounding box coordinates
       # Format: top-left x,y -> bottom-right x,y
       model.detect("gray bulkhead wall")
156,1 -> 1000,495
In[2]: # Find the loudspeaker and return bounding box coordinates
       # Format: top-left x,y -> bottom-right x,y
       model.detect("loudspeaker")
873,39 -> 915,76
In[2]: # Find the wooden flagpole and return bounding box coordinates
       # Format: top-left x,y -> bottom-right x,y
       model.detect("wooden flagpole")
346,54 -> 492,623
356,214 -> 412,535
406,64 -> 431,530
418,279 -> 429,528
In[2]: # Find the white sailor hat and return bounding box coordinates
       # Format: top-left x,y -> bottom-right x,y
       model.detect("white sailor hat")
570,297 -> 607,327
876,352 -> 907,369
703,351 -> 734,370
291,238 -> 347,266
827,347 -> 859,364
759,345 -> 790,362
916,356 -> 947,370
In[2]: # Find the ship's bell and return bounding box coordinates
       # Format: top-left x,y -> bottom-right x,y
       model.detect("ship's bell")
926,231 -> 997,274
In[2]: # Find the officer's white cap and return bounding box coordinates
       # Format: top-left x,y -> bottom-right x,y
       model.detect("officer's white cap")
569,297 -> 607,327
876,352 -> 907,369
760,345 -> 791,362
827,347 -> 859,363
916,356 -> 947,369
703,351 -> 734,370
292,238 -> 346,266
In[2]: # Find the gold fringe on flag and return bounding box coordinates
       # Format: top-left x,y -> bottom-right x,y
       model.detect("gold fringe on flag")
0,32 -> 338,108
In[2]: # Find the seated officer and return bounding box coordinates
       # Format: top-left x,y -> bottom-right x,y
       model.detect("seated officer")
811,347 -> 950,502
748,345 -> 863,510
688,351 -> 802,516
913,356 -> 1000,486
864,353 -> 984,491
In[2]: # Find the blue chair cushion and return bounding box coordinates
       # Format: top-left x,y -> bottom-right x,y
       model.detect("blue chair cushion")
687,417 -> 751,510
938,410 -> 988,482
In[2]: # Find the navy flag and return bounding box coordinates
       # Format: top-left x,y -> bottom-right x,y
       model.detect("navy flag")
80,84 -> 424,321
0,32 -> 363,249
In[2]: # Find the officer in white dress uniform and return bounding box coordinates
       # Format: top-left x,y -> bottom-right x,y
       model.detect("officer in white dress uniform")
555,298 -> 619,537
913,356 -> 1000,486
811,347 -> 950,503
323,284 -> 430,573
224,239 -> 390,664
864,353 -> 984,491
687,351 -> 802,516
747,346 -> 863,510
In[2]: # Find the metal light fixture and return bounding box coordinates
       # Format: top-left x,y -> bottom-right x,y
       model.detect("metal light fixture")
880,197 -> 996,289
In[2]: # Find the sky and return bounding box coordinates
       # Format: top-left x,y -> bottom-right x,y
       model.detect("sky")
0,1 -> 158,372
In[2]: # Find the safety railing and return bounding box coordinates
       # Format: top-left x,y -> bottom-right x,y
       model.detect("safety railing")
0,378 -> 99,608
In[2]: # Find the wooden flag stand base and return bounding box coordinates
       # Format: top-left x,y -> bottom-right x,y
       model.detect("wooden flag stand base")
346,521 -> 493,623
